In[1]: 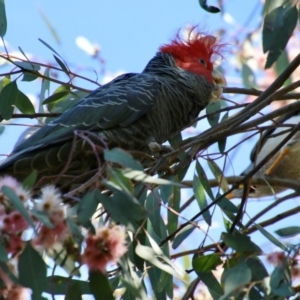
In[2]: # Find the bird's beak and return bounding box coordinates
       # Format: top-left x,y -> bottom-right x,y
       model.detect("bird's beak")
212,69 -> 226,87
210,69 -> 226,102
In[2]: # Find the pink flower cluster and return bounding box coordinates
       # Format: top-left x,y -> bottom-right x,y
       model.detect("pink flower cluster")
82,226 -> 127,273
0,176 -> 30,256
0,177 -> 69,255
0,175 -> 128,296
0,177 -> 70,298
266,251 -> 285,266
33,186 -> 69,248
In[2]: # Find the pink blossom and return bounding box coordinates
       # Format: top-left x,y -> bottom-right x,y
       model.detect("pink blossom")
7,285 -> 31,300
2,211 -> 29,234
33,186 -> 69,249
266,252 -> 285,266
33,209 -> 69,249
4,234 -> 23,256
0,176 -> 20,191
0,176 -> 30,205
35,185 -> 63,212
81,226 -> 127,273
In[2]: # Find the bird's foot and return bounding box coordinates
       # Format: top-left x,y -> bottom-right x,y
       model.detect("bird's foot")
148,141 -> 162,152
148,142 -> 174,156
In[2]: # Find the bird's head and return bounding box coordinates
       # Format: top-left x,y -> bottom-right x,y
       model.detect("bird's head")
159,26 -> 226,89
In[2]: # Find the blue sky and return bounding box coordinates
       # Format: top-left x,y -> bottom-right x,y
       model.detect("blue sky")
5,1 -> 260,75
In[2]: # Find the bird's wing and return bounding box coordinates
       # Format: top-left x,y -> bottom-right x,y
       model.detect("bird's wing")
249,109 -> 300,163
13,73 -> 161,153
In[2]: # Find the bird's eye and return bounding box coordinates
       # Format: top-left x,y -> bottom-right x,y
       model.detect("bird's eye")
198,58 -> 207,67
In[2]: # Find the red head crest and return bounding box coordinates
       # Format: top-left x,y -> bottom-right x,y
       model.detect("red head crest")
159,26 -> 224,82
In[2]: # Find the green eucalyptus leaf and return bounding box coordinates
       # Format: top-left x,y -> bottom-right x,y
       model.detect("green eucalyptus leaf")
145,192 -> 161,238
172,224 -> 196,249
109,167 -> 133,194
218,112 -> 228,153
104,148 -> 143,171
98,188 -> 147,228
270,258 -> 294,297
255,223 -> 287,251
31,209 -> 54,228
157,271 -> 173,298
245,256 -> 268,282
167,184 -> 180,237
22,170 -> 37,190
242,63 -> 256,88
54,54 -> 69,75
276,226 -> 300,237
195,272 -> 223,299
39,9 -> 60,44
193,173 -> 211,225
207,159 -> 229,193
0,0 -> 7,38
193,254 -> 222,273
122,168 -> 183,186
275,50 -> 292,87
135,243 -> 176,276
215,192 -> 238,213
38,38 -> 61,57
222,231 -> 262,254
22,72 -> 39,82
195,160 -> 214,200
65,280 -> 82,300
0,81 -> 17,120
160,175 -> 174,204
14,61 -> 41,71
39,67 -> 50,113
263,4 -> 298,68
222,262 -> 251,295
15,88 -> 35,114
89,271 -> 114,300
77,190 -> 100,225
206,101 -> 221,127
18,243 -> 47,298
0,236 -> 8,262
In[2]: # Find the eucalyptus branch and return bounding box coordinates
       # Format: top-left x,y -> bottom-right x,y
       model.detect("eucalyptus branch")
223,87 -> 300,100
245,205 -> 300,235
186,202 -> 300,256
181,278 -> 201,300
244,192 -> 298,227
23,69 -> 92,93
160,172 -> 300,246
0,113 -> 61,120
182,176 -> 300,195
0,70 -> 23,77
0,52 -> 101,87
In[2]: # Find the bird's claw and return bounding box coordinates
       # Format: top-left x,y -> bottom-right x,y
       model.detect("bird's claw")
148,141 -> 162,152
148,142 -> 174,155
